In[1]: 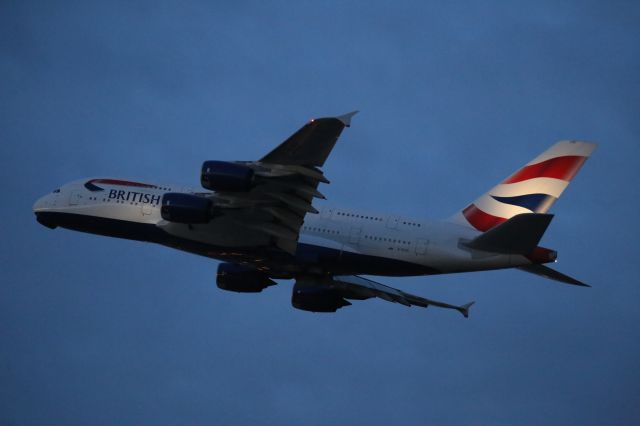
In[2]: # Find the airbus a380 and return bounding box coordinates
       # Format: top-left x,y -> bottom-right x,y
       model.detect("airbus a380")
33,112 -> 596,317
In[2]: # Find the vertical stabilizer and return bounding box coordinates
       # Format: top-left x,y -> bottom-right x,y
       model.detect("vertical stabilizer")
450,140 -> 596,232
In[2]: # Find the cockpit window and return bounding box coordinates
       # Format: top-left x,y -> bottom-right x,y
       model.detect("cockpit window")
53,189 -> 60,193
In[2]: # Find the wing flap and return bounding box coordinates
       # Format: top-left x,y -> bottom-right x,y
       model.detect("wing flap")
265,192 -> 319,214
240,221 -> 299,241
260,206 -> 304,231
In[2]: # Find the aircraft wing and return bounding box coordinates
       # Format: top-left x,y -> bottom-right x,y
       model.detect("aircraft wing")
207,112 -> 358,254
261,111 -> 358,167
333,275 -> 474,317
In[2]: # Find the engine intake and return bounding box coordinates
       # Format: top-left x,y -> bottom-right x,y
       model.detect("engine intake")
201,161 -> 254,192
217,263 -> 276,293
161,193 -> 212,224
291,281 -> 352,313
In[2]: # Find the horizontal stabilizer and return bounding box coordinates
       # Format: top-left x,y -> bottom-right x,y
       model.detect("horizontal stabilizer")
466,213 -> 553,254
518,264 -> 590,287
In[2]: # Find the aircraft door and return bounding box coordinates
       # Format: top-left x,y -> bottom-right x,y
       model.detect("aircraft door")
348,226 -> 362,245
386,215 -> 400,229
141,203 -> 152,216
415,238 -> 429,255
68,190 -> 83,206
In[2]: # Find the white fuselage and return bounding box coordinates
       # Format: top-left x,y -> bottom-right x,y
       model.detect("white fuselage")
33,178 -> 538,277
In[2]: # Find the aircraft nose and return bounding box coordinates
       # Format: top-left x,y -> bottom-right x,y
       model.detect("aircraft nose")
33,194 -> 58,229
33,194 -> 50,212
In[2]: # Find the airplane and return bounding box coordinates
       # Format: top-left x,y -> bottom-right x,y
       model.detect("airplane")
33,112 -> 596,317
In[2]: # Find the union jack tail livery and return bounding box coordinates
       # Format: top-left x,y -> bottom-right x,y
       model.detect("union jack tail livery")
453,140 -> 597,232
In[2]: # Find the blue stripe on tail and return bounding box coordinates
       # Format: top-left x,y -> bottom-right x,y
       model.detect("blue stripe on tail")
491,194 -> 556,213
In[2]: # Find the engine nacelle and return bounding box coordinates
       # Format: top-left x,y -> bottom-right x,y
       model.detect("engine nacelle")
201,161 -> 254,192
161,193 -> 212,224
291,282 -> 352,313
216,263 -> 276,293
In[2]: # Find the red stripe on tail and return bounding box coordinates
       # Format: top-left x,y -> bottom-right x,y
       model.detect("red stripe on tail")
503,155 -> 587,184
462,204 -> 507,232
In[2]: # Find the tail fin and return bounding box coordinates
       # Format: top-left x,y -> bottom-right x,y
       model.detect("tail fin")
450,140 -> 596,232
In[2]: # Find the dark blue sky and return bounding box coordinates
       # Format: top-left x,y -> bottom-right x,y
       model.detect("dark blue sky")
2,1 -> 639,425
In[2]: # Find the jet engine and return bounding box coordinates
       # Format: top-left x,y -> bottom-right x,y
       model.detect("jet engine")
291,281 -> 352,313
201,161 -> 254,192
216,263 -> 276,293
161,193 -> 212,224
